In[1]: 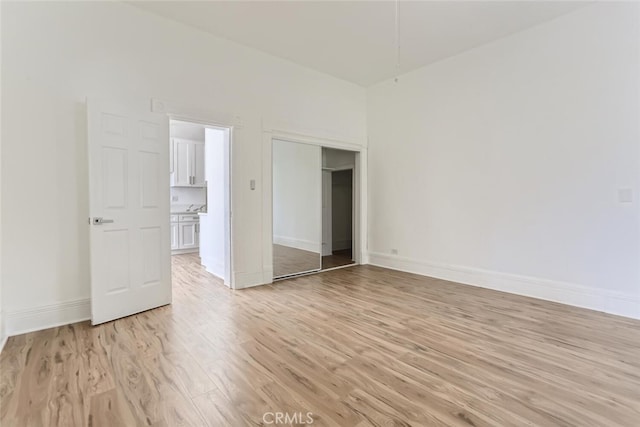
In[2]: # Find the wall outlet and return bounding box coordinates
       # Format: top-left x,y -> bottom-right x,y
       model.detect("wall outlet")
171,196 -> 179,202
391,248 -> 398,255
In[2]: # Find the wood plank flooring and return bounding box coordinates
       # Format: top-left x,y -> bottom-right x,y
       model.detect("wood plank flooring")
1,253 -> 640,426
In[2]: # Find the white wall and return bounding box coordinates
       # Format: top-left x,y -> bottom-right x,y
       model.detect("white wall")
367,3 -> 640,318
1,1 -> 366,334
273,140 -> 322,253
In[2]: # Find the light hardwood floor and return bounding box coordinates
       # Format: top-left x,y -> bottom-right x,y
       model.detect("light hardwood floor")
1,253 -> 640,426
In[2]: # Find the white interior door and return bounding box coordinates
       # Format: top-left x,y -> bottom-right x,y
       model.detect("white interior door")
88,98 -> 171,325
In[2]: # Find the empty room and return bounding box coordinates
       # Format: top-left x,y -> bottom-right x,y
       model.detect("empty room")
1,1 -> 639,426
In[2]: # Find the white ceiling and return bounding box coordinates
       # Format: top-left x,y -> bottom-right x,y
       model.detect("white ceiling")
131,1 -> 588,87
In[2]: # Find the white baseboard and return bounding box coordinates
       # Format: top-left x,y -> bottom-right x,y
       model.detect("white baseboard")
5,298 -> 91,336
234,271 -> 268,289
367,252 -> 640,320
202,256 -> 225,280
273,235 -> 319,253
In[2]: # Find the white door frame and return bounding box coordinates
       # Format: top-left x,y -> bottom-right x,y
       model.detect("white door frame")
169,114 -> 235,289
263,129 -> 367,283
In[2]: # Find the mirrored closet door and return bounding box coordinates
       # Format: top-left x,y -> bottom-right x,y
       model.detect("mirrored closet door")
272,139 -> 322,278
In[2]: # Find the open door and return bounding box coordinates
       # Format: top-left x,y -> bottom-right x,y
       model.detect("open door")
87,99 -> 171,325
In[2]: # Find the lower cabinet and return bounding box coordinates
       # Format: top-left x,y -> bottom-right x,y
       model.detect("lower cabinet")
171,215 -> 200,254
170,223 -> 180,250
179,222 -> 199,249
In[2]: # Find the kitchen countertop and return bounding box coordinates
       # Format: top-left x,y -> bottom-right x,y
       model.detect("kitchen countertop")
171,211 -> 199,215
171,204 -> 206,215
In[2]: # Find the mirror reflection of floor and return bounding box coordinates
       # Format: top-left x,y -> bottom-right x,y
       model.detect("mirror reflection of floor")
273,244 -> 320,277
273,245 -> 356,278
322,249 -> 355,270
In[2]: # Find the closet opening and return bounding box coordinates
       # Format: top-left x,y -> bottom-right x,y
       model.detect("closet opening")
321,148 -> 356,271
271,140 -> 359,280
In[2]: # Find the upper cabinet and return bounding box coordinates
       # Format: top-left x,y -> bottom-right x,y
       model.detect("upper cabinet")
171,138 -> 205,187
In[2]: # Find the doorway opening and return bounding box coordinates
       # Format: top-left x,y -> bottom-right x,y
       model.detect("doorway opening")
169,119 -> 232,286
271,139 -> 359,280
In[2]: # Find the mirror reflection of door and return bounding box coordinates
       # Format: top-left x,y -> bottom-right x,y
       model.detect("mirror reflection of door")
272,139 -> 322,278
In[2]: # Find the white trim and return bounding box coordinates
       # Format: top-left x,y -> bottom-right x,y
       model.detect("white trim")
202,256 -> 225,283
273,268 -> 322,281
234,271 -> 267,289
0,311 -> 6,353
5,298 -> 91,336
321,263 -> 358,273
367,252 -> 640,320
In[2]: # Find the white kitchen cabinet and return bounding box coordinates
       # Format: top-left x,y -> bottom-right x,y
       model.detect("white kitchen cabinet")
171,214 -> 200,254
193,142 -> 205,187
179,222 -> 199,249
171,138 -> 205,187
170,223 -> 179,250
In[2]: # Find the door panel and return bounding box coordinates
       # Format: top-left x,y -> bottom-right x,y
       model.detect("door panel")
140,152 -> 160,208
102,147 -> 128,209
141,226 -> 162,285
272,140 -> 322,278
103,229 -> 130,293
88,98 -> 171,325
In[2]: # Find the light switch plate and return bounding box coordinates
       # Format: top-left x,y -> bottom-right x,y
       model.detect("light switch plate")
250,179 -> 256,190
